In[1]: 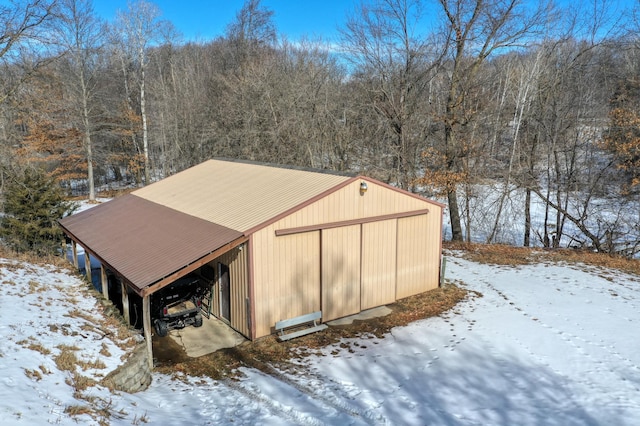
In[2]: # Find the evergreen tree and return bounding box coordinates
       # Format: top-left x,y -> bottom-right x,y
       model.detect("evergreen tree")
0,168 -> 76,255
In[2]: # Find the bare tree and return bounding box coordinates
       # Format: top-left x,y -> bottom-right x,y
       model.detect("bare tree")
0,0 -> 58,190
434,0 -> 552,241
486,50 -> 542,244
517,0 -> 629,251
0,0 -> 58,103
226,0 -> 276,54
53,0 -> 104,200
113,0 -> 166,185
340,0 -> 441,190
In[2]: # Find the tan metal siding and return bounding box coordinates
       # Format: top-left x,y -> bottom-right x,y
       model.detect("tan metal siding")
210,267 -> 220,318
215,245 -> 250,337
321,225 -> 361,321
243,172 -> 443,338
133,160 -> 350,233
277,180 -> 434,229
251,227 -> 320,338
396,213 -> 442,298
361,220 -> 397,310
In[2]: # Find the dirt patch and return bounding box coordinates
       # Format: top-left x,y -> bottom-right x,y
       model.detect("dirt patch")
155,283 -> 469,379
0,245 -> 71,269
445,242 -> 640,276
445,242 -> 537,266
152,335 -> 190,365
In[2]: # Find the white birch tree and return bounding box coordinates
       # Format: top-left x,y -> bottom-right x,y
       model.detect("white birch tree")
113,0 -> 165,185
54,0 -> 104,200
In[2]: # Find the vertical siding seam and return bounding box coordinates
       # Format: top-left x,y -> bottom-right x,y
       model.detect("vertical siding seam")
438,207 -> 443,288
359,223 -> 363,313
319,229 -> 324,318
395,218 -> 399,301
248,235 -> 256,340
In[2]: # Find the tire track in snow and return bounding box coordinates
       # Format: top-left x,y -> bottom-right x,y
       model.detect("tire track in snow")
223,377 -> 327,426
471,274 -> 640,410
251,359 -> 388,425
489,275 -> 639,376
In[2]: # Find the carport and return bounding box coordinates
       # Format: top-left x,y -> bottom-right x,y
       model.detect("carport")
59,194 -> 246,368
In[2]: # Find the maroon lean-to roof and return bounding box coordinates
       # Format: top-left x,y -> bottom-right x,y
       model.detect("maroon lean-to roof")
59,194 -> 242,293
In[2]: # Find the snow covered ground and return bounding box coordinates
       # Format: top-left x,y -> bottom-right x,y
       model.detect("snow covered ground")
1,251 -> 639,425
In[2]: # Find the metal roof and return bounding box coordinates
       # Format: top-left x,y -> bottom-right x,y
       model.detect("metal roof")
133,159 -> 351,233
59,194 -> 242,292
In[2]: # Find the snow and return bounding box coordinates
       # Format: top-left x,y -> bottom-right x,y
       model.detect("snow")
1,252 -> 639,425
439,185 -> 640,256
296,257 -> 640,425
0,259 -> 130,424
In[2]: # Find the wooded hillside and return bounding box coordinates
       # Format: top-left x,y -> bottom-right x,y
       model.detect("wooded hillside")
1,0 -> 639,255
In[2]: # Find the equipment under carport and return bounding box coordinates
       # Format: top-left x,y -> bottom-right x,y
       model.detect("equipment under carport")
152,275 -> 205,337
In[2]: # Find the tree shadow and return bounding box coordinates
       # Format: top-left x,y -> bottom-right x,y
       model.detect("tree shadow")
316,337 -> 615,425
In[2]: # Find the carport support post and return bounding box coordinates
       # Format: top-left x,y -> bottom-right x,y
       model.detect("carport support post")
84,250 -> 91,281
142,295 -> 153,370
100,265 -> 108,299
121,281 -> 130,325
72,241 -> 78,268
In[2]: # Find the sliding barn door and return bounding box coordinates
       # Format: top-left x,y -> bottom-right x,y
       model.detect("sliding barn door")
361,219 -> 397,310
321,225 -> 361,321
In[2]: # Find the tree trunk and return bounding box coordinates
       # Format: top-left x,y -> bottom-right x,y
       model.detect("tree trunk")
448,187 -> 463,241
524,188 -> 531,246
81,72 -> 95,201
118,55 -> 142,185
464,182 -> 471,242
487,58 -> 536,243
84,128 -> 94,201
141,60 -> 150,185
443,91 -> 463,241
531,186 -> 603,252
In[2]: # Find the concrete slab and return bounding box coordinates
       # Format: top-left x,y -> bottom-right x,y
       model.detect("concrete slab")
327,305 -> 392,326
163,306 -> 391,357
169,316 -> 246,358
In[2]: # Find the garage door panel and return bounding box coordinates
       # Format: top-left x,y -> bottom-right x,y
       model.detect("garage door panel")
361,220 -> 396,310
322,225 -> 361,321
397,214 -> 434,298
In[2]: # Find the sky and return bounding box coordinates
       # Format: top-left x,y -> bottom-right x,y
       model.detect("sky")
93,0 -> 354,42
91,0 -> 639,47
